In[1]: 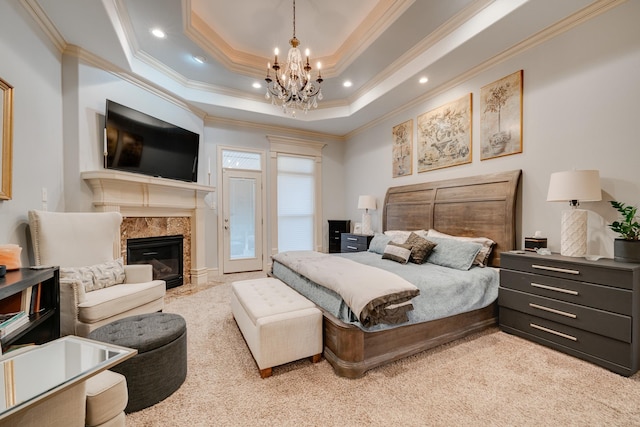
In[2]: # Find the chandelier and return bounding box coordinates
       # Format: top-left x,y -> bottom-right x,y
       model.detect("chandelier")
265,0 -> 323,117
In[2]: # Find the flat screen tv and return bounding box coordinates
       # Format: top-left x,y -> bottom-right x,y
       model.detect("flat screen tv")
105,100 -> 199,182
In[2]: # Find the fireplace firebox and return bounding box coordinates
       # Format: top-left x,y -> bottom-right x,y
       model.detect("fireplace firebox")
127,235 -> 184,289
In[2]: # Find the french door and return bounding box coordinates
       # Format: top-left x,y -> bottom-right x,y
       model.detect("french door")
222,168 -> 263,273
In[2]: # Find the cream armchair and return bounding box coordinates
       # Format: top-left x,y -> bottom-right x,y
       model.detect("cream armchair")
28,210 -> 166,337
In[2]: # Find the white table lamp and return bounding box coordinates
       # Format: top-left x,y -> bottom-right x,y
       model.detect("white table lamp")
546,170 -> 601,257
358,195 -> 377,235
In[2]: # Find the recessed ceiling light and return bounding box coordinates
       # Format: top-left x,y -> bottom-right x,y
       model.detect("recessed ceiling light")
252,82 -> 262,89
419,76 -> 429,84
343,81 -> 353,88
151,28 -> 166,39
193,55 -> 205,64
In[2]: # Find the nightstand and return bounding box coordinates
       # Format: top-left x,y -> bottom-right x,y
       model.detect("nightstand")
328,220 -> 350,253
340,233 -> 373,253
499,251 -> 640,376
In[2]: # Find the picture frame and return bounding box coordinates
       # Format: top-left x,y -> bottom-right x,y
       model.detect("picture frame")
392,119 -> 412,177
417,94 -> 472,173
353,223 -> 362,234
480,70 -> 523,160
0,77 -> 13,200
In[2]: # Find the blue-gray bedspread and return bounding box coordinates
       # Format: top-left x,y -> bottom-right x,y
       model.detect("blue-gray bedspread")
271,251 -> 499,332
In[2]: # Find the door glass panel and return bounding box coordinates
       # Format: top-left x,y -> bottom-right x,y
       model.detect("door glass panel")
222,150 -> 261,170
229,177 -> 256,259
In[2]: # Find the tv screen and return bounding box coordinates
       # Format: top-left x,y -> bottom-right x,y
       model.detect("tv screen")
105,100 -> 199,182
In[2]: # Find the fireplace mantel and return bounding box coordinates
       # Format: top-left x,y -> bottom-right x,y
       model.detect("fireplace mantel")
82,170 -> 215,286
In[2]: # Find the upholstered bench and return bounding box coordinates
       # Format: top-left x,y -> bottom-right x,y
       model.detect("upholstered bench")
231,277 -> 323,378
88,312 -> 187,413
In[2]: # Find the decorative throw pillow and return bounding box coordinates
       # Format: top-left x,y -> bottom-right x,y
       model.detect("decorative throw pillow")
382,242 -> 413,264
426,229 -> 495,267
405,232 -> 437,264
60,258 -> 126,292
425,237 -> 482,271
88,258 -> 126,291
60,266 -> 95,291
368,233 -> 392,255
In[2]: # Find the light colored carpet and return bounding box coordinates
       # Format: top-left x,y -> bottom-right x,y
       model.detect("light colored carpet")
126,277 -> 640,426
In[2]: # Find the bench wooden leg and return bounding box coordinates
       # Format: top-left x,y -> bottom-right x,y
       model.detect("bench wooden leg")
259,367 -> 272,378
310,353 -> 322,363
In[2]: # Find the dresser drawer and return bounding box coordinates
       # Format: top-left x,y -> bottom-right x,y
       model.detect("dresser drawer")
501,252 -> 635,289
500,307 -> 632,369
499,287 -> 631,342
341,234 -> 371,252
500,269 -> 632,315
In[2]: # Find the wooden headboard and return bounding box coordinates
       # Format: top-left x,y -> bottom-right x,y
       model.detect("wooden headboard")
382,170 -> 521,267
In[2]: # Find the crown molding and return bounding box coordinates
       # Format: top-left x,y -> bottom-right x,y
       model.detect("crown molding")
206,116 -> 345,143
345,0 -> 625,139
20,0 -> 67,53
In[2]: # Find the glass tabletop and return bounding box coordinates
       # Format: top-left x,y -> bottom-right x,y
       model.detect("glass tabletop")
0,336 -> 136,418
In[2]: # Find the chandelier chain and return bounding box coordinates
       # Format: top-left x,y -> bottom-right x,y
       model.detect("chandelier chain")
264,0 -> 323,117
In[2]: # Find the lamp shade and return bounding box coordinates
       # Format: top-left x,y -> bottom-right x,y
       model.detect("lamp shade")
357,195 -> 377,211
546,170 -> 602,202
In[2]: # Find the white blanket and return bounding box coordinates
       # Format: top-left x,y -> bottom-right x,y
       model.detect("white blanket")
272,251 -> 420,327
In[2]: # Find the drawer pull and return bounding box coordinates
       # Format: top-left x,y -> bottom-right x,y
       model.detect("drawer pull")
530,282 -> 579,296
347,237 -> 358,241
347,246 -> 358,250
530,323 -> 577,341
532,264 -> 580,275
529,303 -> 577,319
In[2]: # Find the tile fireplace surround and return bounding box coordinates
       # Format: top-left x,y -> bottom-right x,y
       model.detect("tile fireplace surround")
82,170 -> 214,286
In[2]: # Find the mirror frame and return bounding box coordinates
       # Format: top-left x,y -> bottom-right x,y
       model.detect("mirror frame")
0,77 -> 13,200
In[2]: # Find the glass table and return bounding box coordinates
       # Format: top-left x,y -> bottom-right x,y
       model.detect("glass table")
0,336 -> 136,420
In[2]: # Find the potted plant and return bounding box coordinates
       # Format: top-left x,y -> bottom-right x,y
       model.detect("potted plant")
609,201 -> 640,262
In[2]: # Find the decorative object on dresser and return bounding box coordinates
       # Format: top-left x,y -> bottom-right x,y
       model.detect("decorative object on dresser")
499,251 -> 640,376
480,70 -> 523,160
357,195 -> 376,235
392,119 -> 413,177
608,201 -> 640,263
327,220 -> 350,253
546,170 -> 601,257
340,233 -> 373,253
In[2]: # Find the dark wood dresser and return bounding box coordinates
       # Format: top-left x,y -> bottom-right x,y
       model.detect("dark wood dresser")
499,251 -> 640,376
328,220 -> 350,253
340,233 -> 373,253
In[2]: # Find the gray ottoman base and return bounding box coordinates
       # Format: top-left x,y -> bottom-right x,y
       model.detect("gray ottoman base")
88,313 -> 188,413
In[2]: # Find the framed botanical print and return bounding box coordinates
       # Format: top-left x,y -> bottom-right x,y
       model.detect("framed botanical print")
480,70 -> 523,160
417,94 -> 472,173
392,119 -> 412,177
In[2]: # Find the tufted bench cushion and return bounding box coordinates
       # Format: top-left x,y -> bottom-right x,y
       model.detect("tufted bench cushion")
88,312 -> 187,412
231,277 -> 323,378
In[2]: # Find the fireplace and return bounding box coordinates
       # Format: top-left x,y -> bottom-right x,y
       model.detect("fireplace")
127,235 -> 184,289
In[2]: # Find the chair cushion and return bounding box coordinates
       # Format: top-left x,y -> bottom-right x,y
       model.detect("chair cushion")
77,280 -> 166,324
85,370 -> 128,427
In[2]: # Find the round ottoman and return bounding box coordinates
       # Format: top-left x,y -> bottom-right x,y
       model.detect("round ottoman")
88,312 -> 187,413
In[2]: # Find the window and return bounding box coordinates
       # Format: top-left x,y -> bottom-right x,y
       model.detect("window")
277,155 -> 315,252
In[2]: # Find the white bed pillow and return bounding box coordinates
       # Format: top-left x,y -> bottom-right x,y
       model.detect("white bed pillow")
426,229 -> 495,267
384,230 -> 427,244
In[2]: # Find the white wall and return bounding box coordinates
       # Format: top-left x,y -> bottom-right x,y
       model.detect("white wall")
343,1 -> 640,258
0,1 -> 63,266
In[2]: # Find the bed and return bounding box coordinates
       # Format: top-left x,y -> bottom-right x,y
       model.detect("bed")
272,169 -> 521,378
